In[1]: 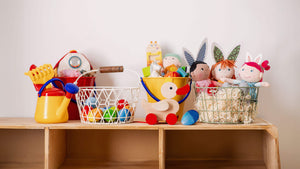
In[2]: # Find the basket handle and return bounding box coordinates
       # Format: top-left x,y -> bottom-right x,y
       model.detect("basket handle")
99,66 -> 123,73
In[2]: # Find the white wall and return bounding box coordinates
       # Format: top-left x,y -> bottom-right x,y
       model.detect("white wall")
0,0 -> 299,168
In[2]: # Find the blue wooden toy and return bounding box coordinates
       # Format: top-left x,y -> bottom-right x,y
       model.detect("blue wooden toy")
181,110 -> 199,125
177,67 -> 188,77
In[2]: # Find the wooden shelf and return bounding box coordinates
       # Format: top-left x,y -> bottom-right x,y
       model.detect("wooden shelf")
166,160 -> 266,169
0,162 -> 44,169
59,159 -> 158,169
0,118 -> 280,169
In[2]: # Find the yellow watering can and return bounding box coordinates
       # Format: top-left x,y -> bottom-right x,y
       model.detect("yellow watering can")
35,78 -> 79,123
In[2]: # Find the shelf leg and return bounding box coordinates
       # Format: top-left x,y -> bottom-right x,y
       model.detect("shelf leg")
45,128 -> 66,169
159,128 -> 165,169
264,126 -> 281,169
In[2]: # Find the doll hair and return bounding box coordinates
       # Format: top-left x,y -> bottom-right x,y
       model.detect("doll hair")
243,60 -> 270,82
209,59 -> 236,80
210,44 -> 241,80
190,61 -> 207,73
243,60 -> 270,73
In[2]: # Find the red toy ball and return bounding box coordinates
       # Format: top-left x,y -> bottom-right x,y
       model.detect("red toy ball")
117,99 -> 129,110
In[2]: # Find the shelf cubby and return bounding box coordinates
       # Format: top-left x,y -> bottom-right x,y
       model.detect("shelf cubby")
46,129 -> 159,169
0,129 -> 44,169
0,118 -> 280,169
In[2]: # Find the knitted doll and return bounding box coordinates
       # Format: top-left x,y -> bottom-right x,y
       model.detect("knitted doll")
210,44 -> 241,87
163,53 -> 182,74
222,53 -> 270,100
183,39 -> 215,92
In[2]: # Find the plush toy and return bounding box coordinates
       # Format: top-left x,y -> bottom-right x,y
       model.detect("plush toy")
183,39 -> 216,91
210,44 -> 241,87
222,53 -> 270,99
149,61 -> 163,77
163,53 -> 182,71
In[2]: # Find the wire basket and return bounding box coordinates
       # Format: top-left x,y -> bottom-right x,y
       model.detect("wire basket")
75,66 -> 140,124
195,86 -> 259,124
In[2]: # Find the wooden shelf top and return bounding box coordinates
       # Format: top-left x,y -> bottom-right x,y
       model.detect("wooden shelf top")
0,117 -> 274,130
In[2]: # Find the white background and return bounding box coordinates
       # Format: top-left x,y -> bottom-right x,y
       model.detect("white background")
0,0 -> 299,168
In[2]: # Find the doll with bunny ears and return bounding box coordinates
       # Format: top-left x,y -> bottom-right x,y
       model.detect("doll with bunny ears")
210,44 -> 240,87
184,39 -> 216,91
222,53 -> 270,99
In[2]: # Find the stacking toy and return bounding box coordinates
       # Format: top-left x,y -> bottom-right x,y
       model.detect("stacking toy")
103,108 -> 117,122
181,110 -> 199,125
119,109 -> 131,122
85,97 -> 97,108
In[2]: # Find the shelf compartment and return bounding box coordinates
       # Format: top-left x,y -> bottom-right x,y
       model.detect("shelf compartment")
166,160 -> 266,169
46,129 -> 159,169
165,130 -> 266,169
0,129 -> 44,169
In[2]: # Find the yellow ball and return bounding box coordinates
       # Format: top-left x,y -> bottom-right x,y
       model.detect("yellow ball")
88,108 -> 103,122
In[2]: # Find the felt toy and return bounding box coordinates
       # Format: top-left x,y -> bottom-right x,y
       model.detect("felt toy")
210,44 -> 241,87
183,39 -> 216,91
163,53 -> 182,69
149,61 -> 163,77
222,53 -> 270,99
146,41 -> 163,67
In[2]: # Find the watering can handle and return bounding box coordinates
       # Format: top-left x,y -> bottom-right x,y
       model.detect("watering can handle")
38,78 -> 65,97
99,66 -> 124,73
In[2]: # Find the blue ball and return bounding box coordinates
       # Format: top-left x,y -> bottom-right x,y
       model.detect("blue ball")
85,97 -> 97,108
118,109 -> 131,122
181,110 -> 199,125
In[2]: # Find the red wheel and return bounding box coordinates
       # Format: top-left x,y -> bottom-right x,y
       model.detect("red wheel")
146,113 -> 157,125
166,113 -> 177,125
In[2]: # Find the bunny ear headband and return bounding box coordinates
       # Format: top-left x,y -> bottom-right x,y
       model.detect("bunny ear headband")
212,43 -> 241,63
245,52 -> 271,72
183,38 -> 207,66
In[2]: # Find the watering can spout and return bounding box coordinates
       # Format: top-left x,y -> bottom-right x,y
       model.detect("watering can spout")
56,83 -> 79,119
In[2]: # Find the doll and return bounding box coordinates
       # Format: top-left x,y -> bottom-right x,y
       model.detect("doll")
221,53 -> 270,100
163,53 -> 182,74
210,44 -> 241,87
183,39 -> 216,92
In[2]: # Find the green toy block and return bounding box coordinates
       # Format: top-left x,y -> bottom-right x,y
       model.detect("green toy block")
181,66 -> 187,72
142,66 -> 151,77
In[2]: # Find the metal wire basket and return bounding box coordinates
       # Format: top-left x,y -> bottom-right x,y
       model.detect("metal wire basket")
195,86 -> 259,124
75,66 -> 140,124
